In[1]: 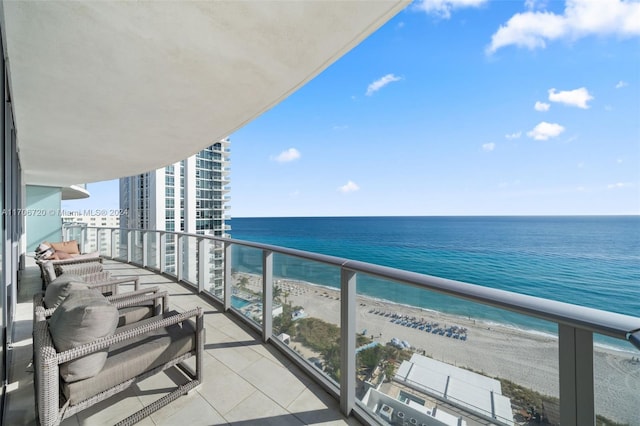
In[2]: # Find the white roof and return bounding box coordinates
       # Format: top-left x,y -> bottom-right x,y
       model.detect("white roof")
409,353 -> 502,393
394,354 -> 513,425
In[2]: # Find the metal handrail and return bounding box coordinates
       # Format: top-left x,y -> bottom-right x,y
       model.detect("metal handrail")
65,224 -> 640,425
67,225 -> 640,347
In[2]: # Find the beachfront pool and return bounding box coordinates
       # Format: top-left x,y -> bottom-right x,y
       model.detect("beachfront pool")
231,295 -> 252,309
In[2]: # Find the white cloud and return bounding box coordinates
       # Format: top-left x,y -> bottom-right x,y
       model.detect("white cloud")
487,0 -> 640,54
577,162 -> 584,168
527,121 -> 565,140
505,131 -> 522,140
607,182 -> 632,189
271,148 -> 301,163
413,0 -> 487,19
534,101 -> 551,111
338,180 -> 360,193
482,142 -> 496,151
615,80 -> 628,89
548,87 -> 593,109
616,158 -> 623,164
332,124 -> 349,131
366,74 -> 402,96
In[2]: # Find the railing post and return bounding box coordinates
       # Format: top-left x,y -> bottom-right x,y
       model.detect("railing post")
198,237 -> 207,293
142,231 -> 148,267
126,230 -> 132,263
262,250 -> 273,343
110,229 -> 116,259
559,324 -> 595,426
224,241 -> 232,310
159,232 -> 166,274
340,268 -> 356,417
176,234 -> 183,282
80,226 -> 87,253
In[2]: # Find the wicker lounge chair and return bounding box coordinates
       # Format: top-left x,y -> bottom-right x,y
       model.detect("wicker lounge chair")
33,290 -> 203,426
41,271 -> 140,298
67,271 -> 140,295
37,256 -> 104,288
33,286 -> 169,325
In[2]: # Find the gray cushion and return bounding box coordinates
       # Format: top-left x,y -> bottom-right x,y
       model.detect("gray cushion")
71,251 -> 101,260
48,290 -> 119,382
62,311 -> 196,404
43,274 -> 89,309
117,305 -> 154,327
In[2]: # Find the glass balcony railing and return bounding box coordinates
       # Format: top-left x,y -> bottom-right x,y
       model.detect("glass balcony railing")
71,226 -> 640,426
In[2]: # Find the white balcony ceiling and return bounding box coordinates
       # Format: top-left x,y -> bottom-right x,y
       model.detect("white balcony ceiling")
2,1 -> 408,187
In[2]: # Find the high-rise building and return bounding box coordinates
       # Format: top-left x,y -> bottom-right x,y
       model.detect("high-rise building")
120,138 -> 231,293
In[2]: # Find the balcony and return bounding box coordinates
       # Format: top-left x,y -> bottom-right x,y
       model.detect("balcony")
27,225 -> 638,426
6,259 -> 353,425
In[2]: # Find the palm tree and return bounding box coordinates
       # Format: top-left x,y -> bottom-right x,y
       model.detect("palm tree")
273,284 -> 282,302
238,276 -> 249,292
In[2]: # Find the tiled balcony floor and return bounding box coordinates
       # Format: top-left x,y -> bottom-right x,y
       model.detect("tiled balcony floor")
5,260 -> 360,425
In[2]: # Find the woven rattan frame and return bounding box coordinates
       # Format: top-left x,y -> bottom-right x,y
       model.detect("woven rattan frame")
33,305 -> 202,426
36,257 -> 104,288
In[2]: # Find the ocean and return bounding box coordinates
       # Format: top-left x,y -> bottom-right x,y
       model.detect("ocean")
228,216 -> 640,350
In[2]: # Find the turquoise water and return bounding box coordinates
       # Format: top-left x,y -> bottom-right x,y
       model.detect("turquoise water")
231,295 -> 252,309
229,216 -> 640,349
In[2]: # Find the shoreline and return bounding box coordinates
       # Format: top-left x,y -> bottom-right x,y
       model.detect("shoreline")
264,273 -> 634,356
234,272 -> 640,424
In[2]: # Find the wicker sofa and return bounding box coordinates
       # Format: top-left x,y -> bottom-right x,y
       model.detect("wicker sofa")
33,289 -> 203,426
35,240 -> 105,288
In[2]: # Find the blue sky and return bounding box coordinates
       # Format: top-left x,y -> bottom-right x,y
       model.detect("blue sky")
63,0 -> 640,217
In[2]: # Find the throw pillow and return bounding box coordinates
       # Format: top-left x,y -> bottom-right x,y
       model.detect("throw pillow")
48,290 -> 118,382
36,243 -> 51,254
49,240 -> 80,255
35,247 -> 54,260
54,250 -> 72,260
44,274 -> 89,309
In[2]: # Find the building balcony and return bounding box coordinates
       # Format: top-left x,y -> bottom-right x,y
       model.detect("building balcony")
25,226 -> 637,426
6,259 -> 352,425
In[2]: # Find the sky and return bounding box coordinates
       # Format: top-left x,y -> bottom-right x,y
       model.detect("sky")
62,0 -> 640,217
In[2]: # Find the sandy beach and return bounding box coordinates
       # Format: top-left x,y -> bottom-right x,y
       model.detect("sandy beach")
234,273 -> 640,424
